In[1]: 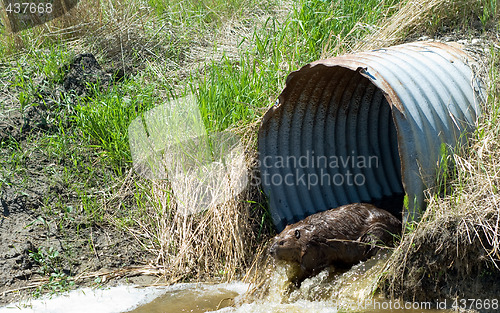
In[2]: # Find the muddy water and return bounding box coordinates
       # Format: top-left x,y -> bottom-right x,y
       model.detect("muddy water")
129,253 -> 453,313
126,283 -> 246,313
0,253 -> 452,313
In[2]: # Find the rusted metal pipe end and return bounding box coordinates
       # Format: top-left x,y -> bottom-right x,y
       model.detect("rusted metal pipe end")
258,41 -> 485,231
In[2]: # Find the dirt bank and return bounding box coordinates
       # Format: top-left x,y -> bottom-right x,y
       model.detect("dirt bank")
0,53 -> 152,305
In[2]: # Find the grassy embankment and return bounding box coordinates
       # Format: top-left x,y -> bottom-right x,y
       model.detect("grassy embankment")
0,0 -> 402,295
0,0 -> 498,302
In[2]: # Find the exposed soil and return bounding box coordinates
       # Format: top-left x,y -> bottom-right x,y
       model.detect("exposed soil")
61,53 -> 125,96
0,53 -> 152,305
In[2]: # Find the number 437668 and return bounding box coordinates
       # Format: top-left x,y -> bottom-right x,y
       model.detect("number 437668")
5,2 -> 53,14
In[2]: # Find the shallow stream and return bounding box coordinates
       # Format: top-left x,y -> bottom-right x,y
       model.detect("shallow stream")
0,254 -> 453,313
130,252 -> 452,313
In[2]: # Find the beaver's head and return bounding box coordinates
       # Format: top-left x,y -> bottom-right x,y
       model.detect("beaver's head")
269,224 -> 310,264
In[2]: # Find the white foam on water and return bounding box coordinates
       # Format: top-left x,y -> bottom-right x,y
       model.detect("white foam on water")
0,282 -> 251,313
0,285 -> 167,313
213,281 -> 251,295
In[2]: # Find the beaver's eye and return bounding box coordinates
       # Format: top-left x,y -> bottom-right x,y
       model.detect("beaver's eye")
295,230 -> 301,239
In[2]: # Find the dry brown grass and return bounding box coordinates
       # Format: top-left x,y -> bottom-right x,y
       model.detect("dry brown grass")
355,0 -> 492,51
114,120 -> 272,284
1,0 -> 285,76
1,0 -> 151,53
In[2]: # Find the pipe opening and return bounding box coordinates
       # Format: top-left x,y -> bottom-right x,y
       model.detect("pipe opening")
259,65 -> 404,230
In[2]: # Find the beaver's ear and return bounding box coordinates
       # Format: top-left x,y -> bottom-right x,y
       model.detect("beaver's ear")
299,246 -> 317,272
300,242 -> 314,260
299,247 -> 306,264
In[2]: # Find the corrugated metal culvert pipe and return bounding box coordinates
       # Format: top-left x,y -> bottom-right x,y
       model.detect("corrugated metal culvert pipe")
258,41 -> 485,231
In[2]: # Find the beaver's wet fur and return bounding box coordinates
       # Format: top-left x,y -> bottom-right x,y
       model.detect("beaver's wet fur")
269,203 -> 401,286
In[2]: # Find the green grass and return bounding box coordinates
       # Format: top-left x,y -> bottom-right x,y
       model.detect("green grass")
11,0 -> 404,175
480,0 -> 498,27
147,0 -> 277,31
2,0 -> 403,134
195,0 -> 401,132
29,247 -> 75,297
73,81 -> 158,173
2,45 -> 72,107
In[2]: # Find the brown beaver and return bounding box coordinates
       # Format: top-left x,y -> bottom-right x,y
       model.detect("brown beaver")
269,203 -> 401,285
